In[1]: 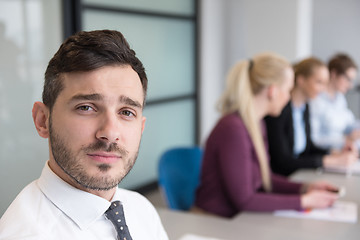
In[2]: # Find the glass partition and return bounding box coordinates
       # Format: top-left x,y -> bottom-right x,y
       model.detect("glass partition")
120,99 -> 195,188
83,0 -> 194,15
80,0 -> 198,189
83,10 -> 195,101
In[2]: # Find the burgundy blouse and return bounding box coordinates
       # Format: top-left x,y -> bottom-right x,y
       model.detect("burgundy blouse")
195,113 -> 302,218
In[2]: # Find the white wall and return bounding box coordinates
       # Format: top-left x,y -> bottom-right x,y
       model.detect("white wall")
200,0 -> 313,143
312,0 -> 360,118
226,0 -> 298,62
199,0 -> 226,144
199,0 -> 360,143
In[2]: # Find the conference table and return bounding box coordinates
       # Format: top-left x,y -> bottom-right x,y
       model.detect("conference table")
158,169 -> 360,240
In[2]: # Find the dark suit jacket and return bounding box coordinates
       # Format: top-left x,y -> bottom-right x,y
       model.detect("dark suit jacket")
265,101 -> 328,176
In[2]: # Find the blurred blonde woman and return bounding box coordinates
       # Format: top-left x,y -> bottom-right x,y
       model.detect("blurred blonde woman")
195,53 -> 338,218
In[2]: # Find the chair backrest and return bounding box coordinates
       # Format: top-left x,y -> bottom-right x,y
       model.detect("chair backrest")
158,147 -> 203,210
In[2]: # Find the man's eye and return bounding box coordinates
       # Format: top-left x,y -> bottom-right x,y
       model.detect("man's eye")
121,110 -> 134,117
78,105 -> 93,111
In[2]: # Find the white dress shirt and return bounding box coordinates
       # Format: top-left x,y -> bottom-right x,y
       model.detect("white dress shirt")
292,103 -> 307,156
310,92 -> 356,149
0,162 -> 169,240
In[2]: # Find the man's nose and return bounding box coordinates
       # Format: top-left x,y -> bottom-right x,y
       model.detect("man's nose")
95,112 -> 121,143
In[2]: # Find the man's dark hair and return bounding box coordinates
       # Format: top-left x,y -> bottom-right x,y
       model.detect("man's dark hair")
328,53 -> 357,75
43,29 -> 147,111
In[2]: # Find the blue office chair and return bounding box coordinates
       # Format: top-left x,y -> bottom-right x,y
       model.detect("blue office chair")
158,147 -> 203,211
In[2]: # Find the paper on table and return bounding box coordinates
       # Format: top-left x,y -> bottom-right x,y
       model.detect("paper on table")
274,201 -> 357,223
178,234 -> 226,240
323,160 -> 360,176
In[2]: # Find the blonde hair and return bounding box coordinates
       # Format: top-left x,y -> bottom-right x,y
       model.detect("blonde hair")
217,52 -> 290,192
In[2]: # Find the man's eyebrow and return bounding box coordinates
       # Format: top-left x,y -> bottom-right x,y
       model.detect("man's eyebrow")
119,95 -> 143,109
69,93 -> 103,102
68,93 -> 143,109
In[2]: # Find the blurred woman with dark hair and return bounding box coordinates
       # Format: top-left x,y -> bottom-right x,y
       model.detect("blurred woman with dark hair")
265,57 -> 358,177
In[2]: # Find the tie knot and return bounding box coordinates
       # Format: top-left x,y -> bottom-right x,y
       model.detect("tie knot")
108,201 -> 122,211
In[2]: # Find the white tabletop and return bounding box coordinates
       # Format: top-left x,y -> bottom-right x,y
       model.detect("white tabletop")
158,209 -> 235,240
158,170 -> 360,240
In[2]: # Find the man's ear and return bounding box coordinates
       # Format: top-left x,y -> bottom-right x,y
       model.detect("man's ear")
296,75 -> 305,87
267,85 -> 277,101
141,117 -> 146,135
32,102 -> 50,138
330,70 -> 338,80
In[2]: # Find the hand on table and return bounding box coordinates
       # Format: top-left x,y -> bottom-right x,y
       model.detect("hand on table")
323,151 -> 358,168
303,181 -> 339,193
300,190 -> 338,209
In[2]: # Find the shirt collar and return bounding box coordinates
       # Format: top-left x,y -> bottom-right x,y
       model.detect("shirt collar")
292,102 -> 306,112
323,91 -> 341,101
37,162 -> 113,230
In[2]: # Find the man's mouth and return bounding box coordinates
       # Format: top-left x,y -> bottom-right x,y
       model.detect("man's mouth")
87,152 -> 122,164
